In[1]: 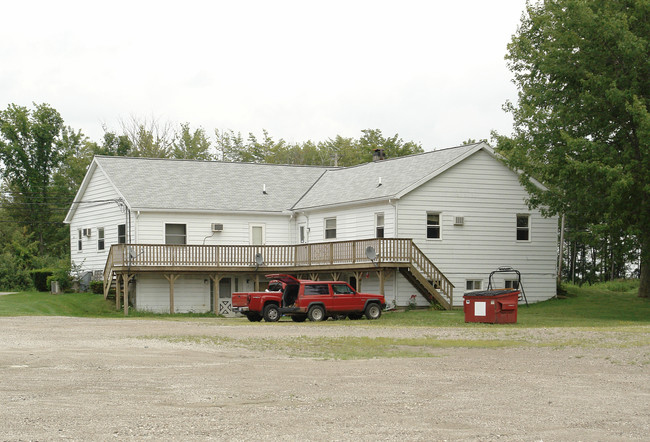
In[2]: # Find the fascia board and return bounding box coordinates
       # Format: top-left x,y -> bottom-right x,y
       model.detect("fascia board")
129,207 -> 291,216
63,158 -> 130,224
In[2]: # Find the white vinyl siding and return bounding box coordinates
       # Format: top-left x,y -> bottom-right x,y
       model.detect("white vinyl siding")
68,168 -> 130,273
304,203 -> 396,242
136,212 -> 291,247
396,149 -> 557,306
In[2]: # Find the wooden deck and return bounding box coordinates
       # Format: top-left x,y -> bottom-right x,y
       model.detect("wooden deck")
104,238 -> 454,312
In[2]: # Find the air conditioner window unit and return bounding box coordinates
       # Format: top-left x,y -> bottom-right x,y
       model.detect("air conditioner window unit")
83,228 -> 92,237
211,223 -> 224,232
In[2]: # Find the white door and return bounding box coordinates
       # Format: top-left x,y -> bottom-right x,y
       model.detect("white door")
250,224 -> 265,245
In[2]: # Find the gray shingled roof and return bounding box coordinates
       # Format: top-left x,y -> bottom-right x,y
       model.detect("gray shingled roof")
291,143 -> 481,209
90,143 -> 483,214
95,156 -> 331,212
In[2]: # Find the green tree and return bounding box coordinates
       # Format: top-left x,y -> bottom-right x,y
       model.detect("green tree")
494,0 -> 650,297
96,127 -> 132,156
172,123 -> 213,160
121,116 -> 174,158
0,103 -> 65,253
357,129 -> 424,164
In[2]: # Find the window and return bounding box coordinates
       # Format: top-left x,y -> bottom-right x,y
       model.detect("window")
325,218 -> 337,239
299,225 -> 306,243
304,284 -> 330,295
165,224 -> 187,245
376,213 -> 384,238
332,284 -> 354,295
97,228 -> 105,251
505,280 -> 519,289
517,214 -> 530,241
77,229 -> 82,251
466,280 -> 482,291
118,224 -> 126,244
426,212 -> 440,239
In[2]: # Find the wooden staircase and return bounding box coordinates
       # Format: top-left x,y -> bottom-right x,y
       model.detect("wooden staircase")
400,267 -> 447,308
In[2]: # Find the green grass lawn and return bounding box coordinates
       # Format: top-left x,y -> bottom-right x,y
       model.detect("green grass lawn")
1,279 -> 648,327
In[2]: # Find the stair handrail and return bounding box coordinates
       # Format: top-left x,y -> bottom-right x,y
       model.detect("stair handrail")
409,242 -> 454,306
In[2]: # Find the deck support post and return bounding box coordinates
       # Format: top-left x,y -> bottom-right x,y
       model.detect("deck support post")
309,273 -> 319,281
123,274 -> 134,316
378,269 -> 384,298
209,274 -> 223,315
331,272 -> 341,281
115,274 -> 122,310
164,273 -> 180,314
353,271 -> 364,292
254,274 -> 260,292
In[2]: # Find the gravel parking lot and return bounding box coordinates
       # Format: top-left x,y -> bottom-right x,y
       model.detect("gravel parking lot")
1,316 -> 648,441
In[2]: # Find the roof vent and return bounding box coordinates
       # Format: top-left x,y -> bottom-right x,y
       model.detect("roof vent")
262,184 -> 268,195
377,177 -> 382,187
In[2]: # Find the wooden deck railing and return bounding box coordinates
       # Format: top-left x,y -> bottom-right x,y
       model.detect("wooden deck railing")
104,238 -> 453,306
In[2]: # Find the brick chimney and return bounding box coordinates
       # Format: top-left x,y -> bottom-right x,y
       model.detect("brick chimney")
372,148 -> 385,162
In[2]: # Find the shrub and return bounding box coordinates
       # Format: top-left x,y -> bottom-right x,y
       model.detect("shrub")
30,268 -> 54,292
90,280 -> 104,294
46,268 -> 72,293
0,252 -> 33,291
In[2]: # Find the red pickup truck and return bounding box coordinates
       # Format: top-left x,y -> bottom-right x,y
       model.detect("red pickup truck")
232,274 -> 385,322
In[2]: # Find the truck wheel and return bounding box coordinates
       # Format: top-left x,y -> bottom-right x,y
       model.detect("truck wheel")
263,304 -> 280,322
365,303 -> 382,320
291,315 -> 307,322
246,313 -> 262,322
307,305 -> 325,322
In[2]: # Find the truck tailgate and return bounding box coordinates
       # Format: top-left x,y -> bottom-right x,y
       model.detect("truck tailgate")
231,293 -> 250,308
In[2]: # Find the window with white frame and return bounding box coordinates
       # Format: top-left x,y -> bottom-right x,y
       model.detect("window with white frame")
77,229 -> 82,251
97,227 -> 105,251
516,214 -> 530,241
505,279 -> 519,289
466,280 -> 482,291
375,213 -> 384,238
325,218 -> 337,239
165,224 -> 187,245
426,212 -> 441,239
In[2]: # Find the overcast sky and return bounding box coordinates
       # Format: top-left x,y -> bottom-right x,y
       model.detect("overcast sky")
1,0 -> 528,151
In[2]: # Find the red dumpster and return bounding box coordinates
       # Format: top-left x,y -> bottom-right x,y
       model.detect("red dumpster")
463,289 -> 520,324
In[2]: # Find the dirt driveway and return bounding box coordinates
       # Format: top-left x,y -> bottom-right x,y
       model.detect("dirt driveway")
1,316 -> 648,441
